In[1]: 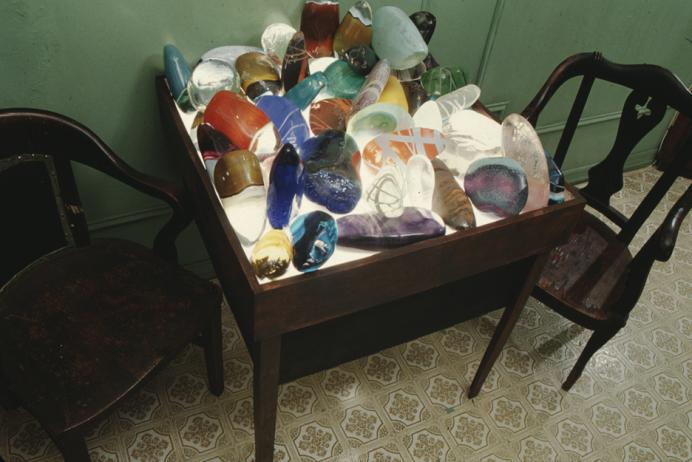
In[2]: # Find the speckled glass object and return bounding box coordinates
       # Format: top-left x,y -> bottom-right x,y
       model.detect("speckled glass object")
464,157 -> 528,218
187,59 -> 239,111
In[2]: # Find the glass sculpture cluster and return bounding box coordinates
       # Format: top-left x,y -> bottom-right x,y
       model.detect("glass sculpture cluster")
163,0 -> 564,280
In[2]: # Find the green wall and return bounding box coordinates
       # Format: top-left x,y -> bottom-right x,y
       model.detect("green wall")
2,0 -> 691,276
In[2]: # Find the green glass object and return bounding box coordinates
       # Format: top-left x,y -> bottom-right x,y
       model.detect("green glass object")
421,66 -> 467,100
285,72 -> 328,110
324,60 -> 365,99
371,6 -> 428,70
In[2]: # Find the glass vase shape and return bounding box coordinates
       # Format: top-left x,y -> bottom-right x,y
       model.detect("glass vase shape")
300,0 -> 340,58
333,0 -> 373,56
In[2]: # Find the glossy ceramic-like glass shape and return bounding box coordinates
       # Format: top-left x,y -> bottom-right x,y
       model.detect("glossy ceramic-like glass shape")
267,144 -> 304,229
333,0 -> 373,56
204,91 -> 270,149
188,59 -> 239,111
371,6 -> 428,70
285,72 -> 328,110
300,0 -> 340,58
290,211 -> 338,272
255,95 -> 310,153
463,157 -> 528,218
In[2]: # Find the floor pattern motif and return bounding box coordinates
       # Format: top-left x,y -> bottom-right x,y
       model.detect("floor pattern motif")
1,167 -> 691,461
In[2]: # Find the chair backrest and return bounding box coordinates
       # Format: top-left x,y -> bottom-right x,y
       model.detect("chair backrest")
0,109 -> 189,286
522,52 -> 692,245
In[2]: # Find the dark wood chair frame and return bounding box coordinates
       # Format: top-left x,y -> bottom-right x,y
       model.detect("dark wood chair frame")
522,52 -> 692,390
0,109 -> 224,461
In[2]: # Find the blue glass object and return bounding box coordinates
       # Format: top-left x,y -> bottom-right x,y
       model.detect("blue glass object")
290,211 -> 338,272
285,72 -> 328,110
463,157 -> 528,218
267,144 -> 303,229
302,130 -> 362,213
324,60 -> 365,99
164,44 -> 192,102
545,150 -> 565,204
255,95 -> 310,153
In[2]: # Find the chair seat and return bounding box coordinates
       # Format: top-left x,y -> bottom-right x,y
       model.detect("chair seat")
0,238 -> 220,434
535,212 -> 632,327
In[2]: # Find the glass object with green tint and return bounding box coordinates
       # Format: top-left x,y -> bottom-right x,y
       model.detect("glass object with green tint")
324,60 -> 365,99
421,66 -> 467,100
285,72 -> 328,109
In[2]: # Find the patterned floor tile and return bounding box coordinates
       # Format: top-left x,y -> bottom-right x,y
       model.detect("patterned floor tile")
1,167 -> 691,462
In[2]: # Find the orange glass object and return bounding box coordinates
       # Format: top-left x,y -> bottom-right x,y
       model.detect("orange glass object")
204,91 -> 270,150
363,127 -> 448,171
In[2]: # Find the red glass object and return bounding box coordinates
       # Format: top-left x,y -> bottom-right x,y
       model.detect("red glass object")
204,91 -> 270,150
300,0 -> 340,58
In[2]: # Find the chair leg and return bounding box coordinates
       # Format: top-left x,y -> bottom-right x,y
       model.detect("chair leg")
563,327 -> 619,391
54,429 -> 91,462
202,301 -> 224,396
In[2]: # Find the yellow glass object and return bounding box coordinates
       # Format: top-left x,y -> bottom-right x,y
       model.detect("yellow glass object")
251,230 -> 293,279
377,76 -> 408,113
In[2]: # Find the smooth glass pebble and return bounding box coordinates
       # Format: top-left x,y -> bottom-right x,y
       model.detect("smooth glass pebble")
302,130 -> 362,214
344,44 -> 378,75
281,31 -> 310,92
309,98 -> 353,135
198,123 -> 234,181
365,164 -> 406,217
352,59 -> 391,112
431,158 -> 476,229
436,84 -> 481,125
412,100 -> 443,131
463,157 -> 528,218
205,91 -> 270,149
164,44 -> 191,102
213,150 -> 264,198
248,123 -> 280,161
406,155 -> 435,209
501,113 -> 550,212
222,185 -> 267,245
261,23 -> 297,64
333,0 -> 373,56
324,60 -> 365,99
251,230 -> 292,279
188,59 -> 239,111
201,45 -> 263,67
377,75 -> 408,113
267,144 -> 303,229
372,6 -> 428,70
285,72 -> 328,109
409,11 -> 436,43
301,0 -> 340,58
337,207 -> 445,249
290,211 -> 338,272
255,95 -> 310,153
235,52 -> 281,98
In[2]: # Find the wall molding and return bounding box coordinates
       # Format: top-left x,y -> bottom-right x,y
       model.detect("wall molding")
88,205 -> 170,231
485,100 -> 510,119
562,147 -> 657,183
536,111 -> 622,135
476,0 -> 505,85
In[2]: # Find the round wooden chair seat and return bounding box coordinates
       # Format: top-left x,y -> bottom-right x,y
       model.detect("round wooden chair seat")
0,238 -> 221,434
536,212 -> 632,327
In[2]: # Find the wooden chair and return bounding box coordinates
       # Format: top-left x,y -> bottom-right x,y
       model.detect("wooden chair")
521,52 -> 692,390
0,109 -> 224,461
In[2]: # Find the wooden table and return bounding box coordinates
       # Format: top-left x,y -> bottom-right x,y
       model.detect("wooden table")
155,76 -> 585,462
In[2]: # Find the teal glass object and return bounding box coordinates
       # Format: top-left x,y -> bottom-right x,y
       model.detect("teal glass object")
371,6 -> 428,70
290,211 -> 338,272
164,44 -> 191,102
421,66 -> 467,100
324,60 -> 365,99
285,72 -> 328,110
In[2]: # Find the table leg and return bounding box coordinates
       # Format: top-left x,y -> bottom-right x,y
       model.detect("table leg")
253,336 -> 281,462
468,253 -> 548,398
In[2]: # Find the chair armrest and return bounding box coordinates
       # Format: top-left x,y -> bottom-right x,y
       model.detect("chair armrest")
656,184 -> 692,262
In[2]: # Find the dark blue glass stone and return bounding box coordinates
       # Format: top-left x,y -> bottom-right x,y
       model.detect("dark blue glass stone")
267,144 -> 303,229
301,130 -> 362,214
290,211 -> 338,272
164,44 -> 191,100
255,95 -> 310,153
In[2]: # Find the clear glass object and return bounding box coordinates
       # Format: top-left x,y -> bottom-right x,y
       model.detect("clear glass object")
188,59 -> 239,111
